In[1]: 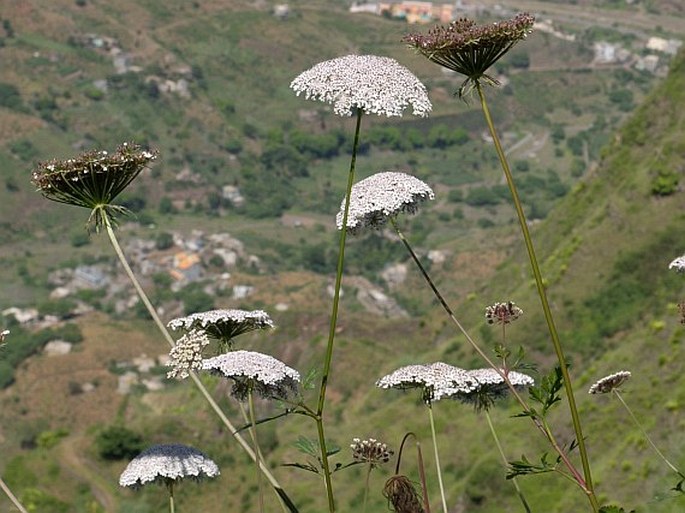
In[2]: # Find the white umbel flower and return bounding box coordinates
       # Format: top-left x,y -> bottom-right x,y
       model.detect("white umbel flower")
119,444 -> 220,488
588,370 -> 631,394
203,350 -> 300,400
452,368 -> 534,411
669,255 -> 685,273
167,330 -> 210,380
290,55 -> 432,117
376,362 -> 476,404
336,172 -> 434,235
167,309 -> 274,348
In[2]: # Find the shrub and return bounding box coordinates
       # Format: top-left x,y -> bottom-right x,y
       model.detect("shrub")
95,425 -> 145,460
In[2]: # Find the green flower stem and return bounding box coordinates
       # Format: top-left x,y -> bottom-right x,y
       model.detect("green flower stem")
248,390 -> 265,513
362,463 -> 372,513
0,477 -> 28,513
315,108 -> 364,513
475,83 -> 598,512
390,219 -> 588,492
613,390 -> 684,478
485,411 -> 532,513
168,481 -> 175,513
427,404 -> 448,513
101,210 -> 298,513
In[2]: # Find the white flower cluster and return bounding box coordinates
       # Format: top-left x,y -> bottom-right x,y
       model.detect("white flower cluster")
119,444 -> 220,488
451,368 -> 534,410
376,362 -> 476,403
669,255 -> 685,273
484,301 -> 523,325
290,55 -> 432,117
167,330 -> 210,380
469,368 -> 534,388
336,172 -> 435,235
588,370 -> 631,394
168,309 -> 274,332
203,350 -> 301,400
350,437 -> 393,465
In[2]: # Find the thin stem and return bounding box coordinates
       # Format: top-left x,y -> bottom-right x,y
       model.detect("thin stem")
169,481 -> 175,513
391,219 -> 588,492
485,410 -> 532,513
362,463 -> 372,513
395,432 -> 431,513
475,82 -> 598,512
102,211 -> 297,513
427,404 -> 448,513
0,477 -> 29,513
613,390 -> 684,478
248,390 -> 265,513
315,108 -> 364,513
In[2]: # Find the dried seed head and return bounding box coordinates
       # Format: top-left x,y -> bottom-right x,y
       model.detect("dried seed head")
383,475 -> 425,513
588,370 -> 631,394
31,142 -> 158,230
403,13 -> 535,97
290,54 -> 432,117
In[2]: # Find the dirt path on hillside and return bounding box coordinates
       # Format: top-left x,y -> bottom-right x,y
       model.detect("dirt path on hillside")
59,435 -> 117,513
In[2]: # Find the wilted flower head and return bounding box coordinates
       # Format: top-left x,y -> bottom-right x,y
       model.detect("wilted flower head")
167,309 -> 274,350
167,330 -> 210,380
336,172 -> 434,235
351,437 -> 394,466
485,301 -> 523,325
403,13 -> 535,97
119,444 -> 219,488
589,370 -> 631,394
290,54 -> 432,117
453,368 -> 534,411
202,350 -> 300,401
669,255 -> 685,273
376,362 -> 476,405
383,475 -> 425,513
31,142 -> 158,230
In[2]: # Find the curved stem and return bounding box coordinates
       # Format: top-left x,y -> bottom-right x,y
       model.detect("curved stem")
395,432 -> 431,513
475,83 -> 598,512
485,410 -> 532,513
0,477 -> 28,513
391,219 -> 588,492
102,211 -> 298,513
613,390 -> 684,478
427,404 -> 448,513
315,108 -> 364,512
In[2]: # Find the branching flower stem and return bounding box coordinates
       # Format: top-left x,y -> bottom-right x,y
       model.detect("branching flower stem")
0,477 -> 28,513
390,218 -> 589,495
613,390 -> 685,479
101,209 -> 297,513
315,108 -> 364,513
474,81 -> 598,512
485,411 -> 532,513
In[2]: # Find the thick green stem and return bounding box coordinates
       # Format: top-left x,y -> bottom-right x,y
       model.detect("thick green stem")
0,477 -> 28,513
102,211 -> 297,513
614,390 -> 684,478
475,83 -> 598,512
485,411 -> 532,513
428,404 -> 448,513
315,108 -> 364,513
391,219 -> 588,492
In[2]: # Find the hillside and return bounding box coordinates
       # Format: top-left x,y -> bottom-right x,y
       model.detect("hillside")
1,1 -> 685,512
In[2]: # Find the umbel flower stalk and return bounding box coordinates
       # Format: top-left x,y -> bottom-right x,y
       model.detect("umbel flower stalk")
405,14 -> 598,511
291,54 -> 431,512
32,145 -> 299,513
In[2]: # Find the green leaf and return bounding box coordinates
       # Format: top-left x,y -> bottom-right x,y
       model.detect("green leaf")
293,436 -> 319,457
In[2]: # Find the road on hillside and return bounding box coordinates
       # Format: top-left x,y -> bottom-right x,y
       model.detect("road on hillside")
475,0 -> 685,36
